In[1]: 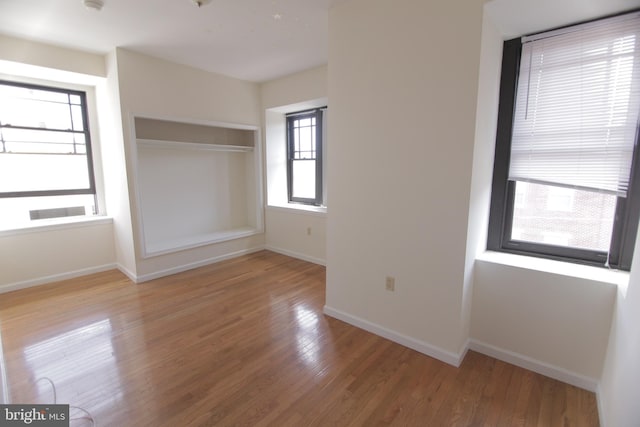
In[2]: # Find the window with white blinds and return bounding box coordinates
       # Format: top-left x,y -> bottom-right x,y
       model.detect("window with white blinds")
509,12 -> 640,197
488,10 -> 640,270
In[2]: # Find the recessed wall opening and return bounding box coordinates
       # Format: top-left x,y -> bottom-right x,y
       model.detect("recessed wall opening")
133,116 -> 263,257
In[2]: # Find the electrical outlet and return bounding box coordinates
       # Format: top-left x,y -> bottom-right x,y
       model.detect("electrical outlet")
385,276 -> 395,292
306,227 -> 312,236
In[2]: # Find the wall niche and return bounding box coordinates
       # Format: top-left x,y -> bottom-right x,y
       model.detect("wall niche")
133,116 -> 263,257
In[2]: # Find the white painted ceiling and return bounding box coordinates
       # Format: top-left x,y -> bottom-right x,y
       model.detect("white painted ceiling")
1,0 -> 638,83
486,0 -> 640,38
0,0 -> 345,82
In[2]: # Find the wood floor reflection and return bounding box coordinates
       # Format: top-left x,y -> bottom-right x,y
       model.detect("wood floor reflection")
0,251 -> 599,426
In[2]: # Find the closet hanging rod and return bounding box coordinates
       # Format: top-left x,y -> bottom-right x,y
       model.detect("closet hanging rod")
137,138 -> 253,152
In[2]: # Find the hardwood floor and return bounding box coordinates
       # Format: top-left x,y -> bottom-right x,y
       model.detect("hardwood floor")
0,251 -> 599,426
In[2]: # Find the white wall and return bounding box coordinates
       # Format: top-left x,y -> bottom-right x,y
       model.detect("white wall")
261,66 -> 327,110
0,222 -> 115,292
600,232 -> 640,426
0,37 -> 118,292
261,65 -> 328,265
113,48 -> 265,280
0,34 -> 105,78
138,149 -> 250,239
264,109 -> 289,207
462,7 -> 504,347
325,0 -> 484,361
471,256 -> 617,388
265,207 -> 326,265
96,50 -> 137,279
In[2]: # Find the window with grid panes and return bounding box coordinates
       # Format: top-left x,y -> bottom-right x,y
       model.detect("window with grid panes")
0,80 -> 97,225
286,108 -> 324,206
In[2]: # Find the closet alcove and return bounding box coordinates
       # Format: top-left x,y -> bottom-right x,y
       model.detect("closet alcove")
132,116 -> 263,257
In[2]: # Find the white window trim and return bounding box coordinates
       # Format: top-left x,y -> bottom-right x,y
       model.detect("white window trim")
477,250 -> 629,290
0,215 -> 113,237
266,203 -> 326,217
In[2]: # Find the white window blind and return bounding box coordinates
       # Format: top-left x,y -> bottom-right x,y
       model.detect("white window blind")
509,12 -> 640,196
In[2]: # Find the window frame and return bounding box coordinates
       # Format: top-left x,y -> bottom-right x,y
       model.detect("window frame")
0,79 -> 97,199
286,108 -> 324,206
487,26 -> 640,271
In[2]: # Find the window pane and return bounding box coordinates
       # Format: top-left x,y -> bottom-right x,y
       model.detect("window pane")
298,125 -> 312,158
511,181 -> 617,251
292,116 -> 316,160
292,159 -> 316,200
298,118 -> 311,127
71,104 -> 85,131
0,153 -> 90,193
0,84 -> 68,104
2,128 -> 83,154
294,127 -> 300,153
0,81 -> 95,214
0,96 -> 73,131
74,134 -> 87,154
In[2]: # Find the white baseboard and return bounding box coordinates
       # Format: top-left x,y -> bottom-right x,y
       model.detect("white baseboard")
115,263 -> 138,283
323,305 -> 464,367
265,245 -> 326,266
458,338 -> 471,363
1,247 -> 267,290
133,246 -> 266,283
316,309 -> 600,393
596,385 -> 606,427
468,339 -> 599,392
0,263 -> 118,294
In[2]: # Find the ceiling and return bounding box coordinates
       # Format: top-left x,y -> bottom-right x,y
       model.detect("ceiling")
0,0 -> 345,83
486,0 -> 640,37
1,0 -> 637,83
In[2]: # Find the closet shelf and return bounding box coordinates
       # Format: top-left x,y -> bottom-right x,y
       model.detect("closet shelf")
144,226 -> 260,257
137,138 -> 254,152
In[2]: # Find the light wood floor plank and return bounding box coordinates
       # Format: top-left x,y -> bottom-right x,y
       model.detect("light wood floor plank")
0,251 -> 599,426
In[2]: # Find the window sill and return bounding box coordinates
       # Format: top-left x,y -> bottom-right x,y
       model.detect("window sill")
0,215 -> 113,237
266,203 -> 327,217
476,250 -> 629,288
